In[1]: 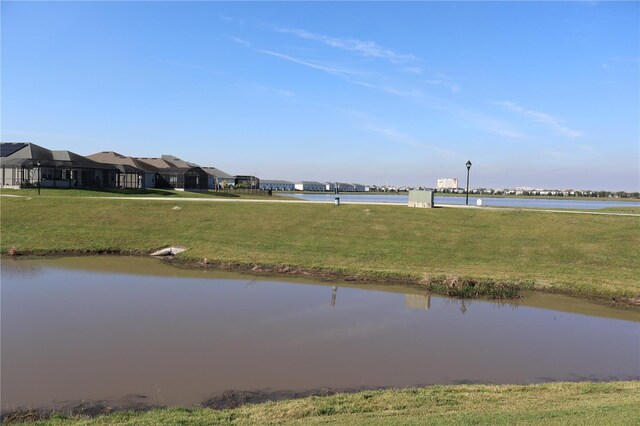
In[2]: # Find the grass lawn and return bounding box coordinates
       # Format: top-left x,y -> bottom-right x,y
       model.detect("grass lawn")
6,381 -> 640,425
1,194 -> 639,302
0,187 -> 297,200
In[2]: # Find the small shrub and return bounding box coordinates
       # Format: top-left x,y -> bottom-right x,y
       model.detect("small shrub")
426,276 -> 530,299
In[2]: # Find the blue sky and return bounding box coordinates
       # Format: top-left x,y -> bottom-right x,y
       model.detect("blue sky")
2,1 -> 638,190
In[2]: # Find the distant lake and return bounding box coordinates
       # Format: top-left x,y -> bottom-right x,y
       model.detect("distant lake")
2,256 -> 638,409
284,193 -> 640,210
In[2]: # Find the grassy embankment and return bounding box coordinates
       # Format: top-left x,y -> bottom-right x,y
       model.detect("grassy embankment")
1,193 -> 638,303
6,382 -> 640,425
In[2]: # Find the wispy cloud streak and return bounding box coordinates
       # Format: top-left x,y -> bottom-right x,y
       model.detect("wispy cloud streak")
259,50 -> 362,76
273,27 -> 416,63
494,101 -> 583,138
348,79 -> 423,98
343,110 -> 459,157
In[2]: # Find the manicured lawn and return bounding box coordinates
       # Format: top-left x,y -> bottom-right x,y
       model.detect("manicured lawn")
1,195 -> 638,301
0,187 -> 295,200
6,381 -> 640,425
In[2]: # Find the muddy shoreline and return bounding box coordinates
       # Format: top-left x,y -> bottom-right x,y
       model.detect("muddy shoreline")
5,376 -> 640,424
0,386 -> 387,423
2,250 -> 639,309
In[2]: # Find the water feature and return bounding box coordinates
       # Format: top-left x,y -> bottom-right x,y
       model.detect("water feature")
284,193 -> 640,209
2,256 -> 638,410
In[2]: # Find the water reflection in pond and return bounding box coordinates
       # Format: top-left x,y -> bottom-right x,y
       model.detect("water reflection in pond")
2,256 -> 639,410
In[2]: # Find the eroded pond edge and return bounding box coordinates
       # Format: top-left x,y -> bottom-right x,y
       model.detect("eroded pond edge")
3,379 -> 640,425
2,250 -> 638,310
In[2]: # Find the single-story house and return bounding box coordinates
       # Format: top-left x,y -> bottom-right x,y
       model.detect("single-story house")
1,142 -> 118,189
87,151 -> 157,189
202,167 -> 234,189
134,155 -> 208,190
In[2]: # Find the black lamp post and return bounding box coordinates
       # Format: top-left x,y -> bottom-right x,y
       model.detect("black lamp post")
36,160 -> 41,195
465,160 -> 472,205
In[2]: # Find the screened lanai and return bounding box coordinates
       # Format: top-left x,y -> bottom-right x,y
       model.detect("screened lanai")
0,143 -> 118,189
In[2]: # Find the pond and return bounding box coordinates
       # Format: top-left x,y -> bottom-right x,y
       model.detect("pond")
2,256 -> 639,410
284,193 -> 640,209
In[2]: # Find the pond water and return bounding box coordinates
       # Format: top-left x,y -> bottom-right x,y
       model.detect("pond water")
284,193 -> 640,209
2,256 -> 639,410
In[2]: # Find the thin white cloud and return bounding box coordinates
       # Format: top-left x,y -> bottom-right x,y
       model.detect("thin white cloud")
424,79 -> 460,94
494,101 -> 583,138
273,27 -> 416,64
259,49 -> 362,76
220,15 -> 246,26
424,72 -> 460,94
348,79 -> 423,98
226,35 -> 252,47
404,67 -> 423,75
343,110 -> 459,157
239,84 -> 295,98
226,19 -> 463,99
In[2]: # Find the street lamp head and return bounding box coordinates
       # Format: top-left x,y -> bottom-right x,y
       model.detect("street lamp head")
466,160 -> 472,170
36,160 -> 41,167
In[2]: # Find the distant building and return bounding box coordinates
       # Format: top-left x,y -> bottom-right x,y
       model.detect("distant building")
259,180 -> 295,191
436,178 -> 458,189
325,182 -> 368,192
295,181 -> 325,191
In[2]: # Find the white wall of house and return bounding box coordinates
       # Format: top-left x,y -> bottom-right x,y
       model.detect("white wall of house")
295,182 -> 325,191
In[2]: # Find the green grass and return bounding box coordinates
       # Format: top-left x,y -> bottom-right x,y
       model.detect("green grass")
1,195 -> 639,302
6,381 -> 640,425
596,206 -> 640,215
0,187 -> 297,200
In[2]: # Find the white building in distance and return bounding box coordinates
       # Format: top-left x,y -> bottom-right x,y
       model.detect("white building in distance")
259,180 -> 295,191
437,178 -> 458,189
325,182 -> 370,192
295,181 -> 326,191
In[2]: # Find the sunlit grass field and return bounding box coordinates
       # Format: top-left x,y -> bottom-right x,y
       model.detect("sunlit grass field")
1,194 -> 638,301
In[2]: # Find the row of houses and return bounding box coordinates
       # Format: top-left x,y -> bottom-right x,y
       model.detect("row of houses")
0,143 -> 255,191
1,142 -> 373,193
259,180 -> 369,192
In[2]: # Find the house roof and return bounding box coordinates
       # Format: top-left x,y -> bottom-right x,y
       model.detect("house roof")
88,151 -> 138,167
87,151 -> 158,172
201,167 -> 233,179
0,142 -> 54,163
161,154 -> 199,168
134,157 -> 173,169
0,142 -> 29,157
260,179 -> 294,184
0,143 -> 115,170
133,156 -> 208,175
